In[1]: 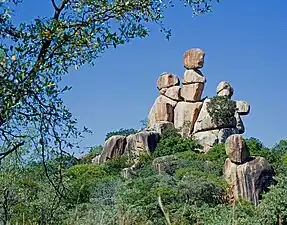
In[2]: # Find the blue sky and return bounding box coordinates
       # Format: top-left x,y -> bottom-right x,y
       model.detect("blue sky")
13,0 -> 287,151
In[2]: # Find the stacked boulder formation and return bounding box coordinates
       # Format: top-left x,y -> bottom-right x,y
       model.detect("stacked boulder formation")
223,134 -> 274,205
148,48 -> 250,152
93,47 -> 251,164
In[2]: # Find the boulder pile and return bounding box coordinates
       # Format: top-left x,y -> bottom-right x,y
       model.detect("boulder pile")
93,48 -> 251,163
223,134 -> 274,205
148,48 -> 250,152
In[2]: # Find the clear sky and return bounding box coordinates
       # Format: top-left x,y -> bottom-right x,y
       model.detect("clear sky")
12,0 -> 287,151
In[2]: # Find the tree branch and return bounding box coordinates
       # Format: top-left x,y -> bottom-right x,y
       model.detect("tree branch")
0,141 -> 24,161
51,0 -> 59,11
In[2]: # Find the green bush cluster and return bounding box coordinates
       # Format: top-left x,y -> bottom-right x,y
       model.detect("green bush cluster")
206,96 -> 236,125
152,127 -> 201,158
1,134 -> 287,224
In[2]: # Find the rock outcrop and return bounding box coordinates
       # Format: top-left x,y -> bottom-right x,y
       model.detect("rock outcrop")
125,131 -> 160,156
93,47 -> 251,164
95,131 -> 160,164
223,134 -> 275,206
98,135 -> 127,163
147,48 -> 250,152
157,72 -> 180,90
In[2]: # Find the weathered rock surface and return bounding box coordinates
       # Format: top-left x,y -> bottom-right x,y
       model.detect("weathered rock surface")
223,157 -> 275,206
148,121 -> 174,135
225,134 -> 249,164
193,99 -> 236,133
91,155 -> 100,164
98,135 -> 127,163
121,158 -> 141,179
182,69 -> 205,84
236,101 -> 250,115
218,128 -> 239,144
181,83 -> 204,102
193,129 -> 219,152
183,48 -> 205,69
159,87 -> 168,95
157,72 -> 180,90
174,102 -> 203,136
216,81 -> 234,98
164,86 -> 182,101
148,95 -> 177,127
145,48 -> 251,152
152,155 -> 178,175
235,112 -> 245,134
125,131 -> 160,156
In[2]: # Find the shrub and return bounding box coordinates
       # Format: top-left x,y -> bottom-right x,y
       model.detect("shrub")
153,128 -> 200,157
206,96 -> 236,125
105,128 -> 138,141
66,164 -> 120,203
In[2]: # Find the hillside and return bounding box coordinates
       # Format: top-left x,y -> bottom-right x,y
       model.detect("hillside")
1,49 -> 287,225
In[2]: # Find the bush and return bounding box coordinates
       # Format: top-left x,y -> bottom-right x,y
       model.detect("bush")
105,128 -> 138,141
206,96 -> 236,125
153,128 -> 200,157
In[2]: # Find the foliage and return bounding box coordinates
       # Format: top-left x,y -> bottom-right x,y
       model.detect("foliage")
152,127 -> 201,157
79,145 -> 103,164
1,136 -> 287,224
206,96 -> 236,125
105,128 -> 138,141
66,164 -> 113,203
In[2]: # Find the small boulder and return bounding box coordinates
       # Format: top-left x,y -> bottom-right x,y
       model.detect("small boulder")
164,86 -> 182,101
157,72 -> 180,90
216,81 -> 234,98
182,69 -> 206,84
148,95 -> 177,127
181,83 -> 204,102
236,101 -> 250,115
225,134 -> 250,164
183,48 -> 205,69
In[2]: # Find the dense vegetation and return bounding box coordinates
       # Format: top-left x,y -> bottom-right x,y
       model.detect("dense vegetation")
206,96 -> 237,125
1,128 -> 287,225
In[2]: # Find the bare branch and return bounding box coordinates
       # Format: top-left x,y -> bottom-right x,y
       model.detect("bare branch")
0,141 -> 24,161
51,0 -> 59,11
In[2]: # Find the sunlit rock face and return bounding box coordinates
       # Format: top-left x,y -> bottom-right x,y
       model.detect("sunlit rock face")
223,134 -> 275,206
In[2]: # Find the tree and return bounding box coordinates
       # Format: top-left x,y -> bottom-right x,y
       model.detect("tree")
0,0 -> 219,165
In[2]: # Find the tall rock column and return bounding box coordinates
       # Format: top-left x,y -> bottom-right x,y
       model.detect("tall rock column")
173,49 -> 206,136
223,134 -> 275,206
148,72 -> 181,127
